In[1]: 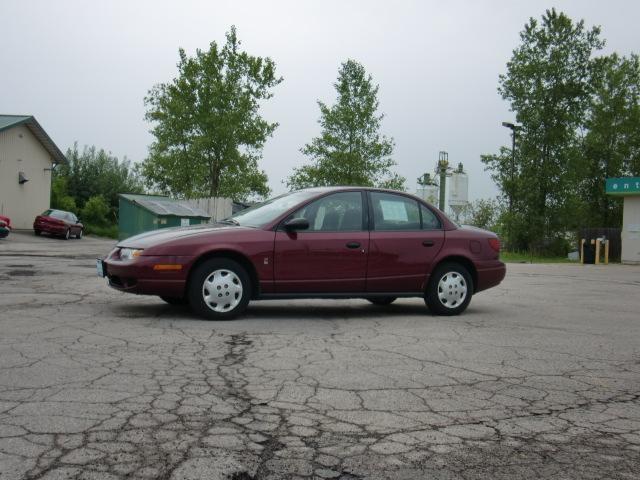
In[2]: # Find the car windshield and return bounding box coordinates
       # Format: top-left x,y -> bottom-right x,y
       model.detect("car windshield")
223,191 -> 319,228
42,210 -> 66,219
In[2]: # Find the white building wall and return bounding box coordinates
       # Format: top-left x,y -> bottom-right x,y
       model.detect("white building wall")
184,197 -> 233,222
0,125 -> 54,229
621,196 -> 640,264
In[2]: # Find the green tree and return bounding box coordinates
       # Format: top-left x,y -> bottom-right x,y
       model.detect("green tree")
580,53 -> 640,227
287,60 -> 404,190
141,26 -> 280,201
461,198 -> 502,232
483,9 -> 604,250
59,144 -> 144,218
51,175 -> 77,213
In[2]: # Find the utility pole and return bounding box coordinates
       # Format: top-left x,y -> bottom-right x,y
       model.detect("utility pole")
502,122 -> 521,247
437,151 -> 449,212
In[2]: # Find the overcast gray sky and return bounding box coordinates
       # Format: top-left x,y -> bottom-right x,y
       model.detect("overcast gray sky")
2,0 -> 639,201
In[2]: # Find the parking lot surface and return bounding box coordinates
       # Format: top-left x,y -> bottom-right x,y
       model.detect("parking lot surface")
1,231 -> 639,479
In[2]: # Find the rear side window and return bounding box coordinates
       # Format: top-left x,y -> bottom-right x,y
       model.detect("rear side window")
289,191 -> 363,232
43,210 -> 67,220
420,204 -> 441,230
370,192 -> 421,231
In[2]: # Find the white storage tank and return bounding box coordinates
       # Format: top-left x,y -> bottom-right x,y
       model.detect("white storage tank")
416,184 -> 439,206
449,169 -> 468,207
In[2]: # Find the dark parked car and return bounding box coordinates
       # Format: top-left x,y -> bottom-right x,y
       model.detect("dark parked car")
98,187 -> 505,320
0,215 -> 10,239
34,209 -> 83,240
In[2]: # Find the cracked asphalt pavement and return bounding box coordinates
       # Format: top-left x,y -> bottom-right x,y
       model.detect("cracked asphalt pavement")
1,231 -> 639,479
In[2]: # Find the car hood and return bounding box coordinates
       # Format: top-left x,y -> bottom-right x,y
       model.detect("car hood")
118,223 -> 249,249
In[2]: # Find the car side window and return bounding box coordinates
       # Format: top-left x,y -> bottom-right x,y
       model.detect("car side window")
370,192 -> 421,231
420,204 -> 441,230
289,192 -> 363,232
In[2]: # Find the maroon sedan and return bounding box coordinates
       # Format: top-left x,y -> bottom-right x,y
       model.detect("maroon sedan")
0,215 -> 10,239
34,209 -> 83,240
98,187 -> 505,320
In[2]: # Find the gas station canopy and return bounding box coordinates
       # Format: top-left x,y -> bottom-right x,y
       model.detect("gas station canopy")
606,177 -> 640,264
606,177 -> 640,195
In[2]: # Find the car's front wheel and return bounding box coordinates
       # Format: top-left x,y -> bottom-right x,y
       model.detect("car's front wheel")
425,262 -> 473,316
76,229 -> 83,239
188,258 -> 251,320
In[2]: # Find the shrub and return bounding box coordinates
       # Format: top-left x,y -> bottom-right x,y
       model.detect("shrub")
84,223 -> 118,239
81,195 -> 110,227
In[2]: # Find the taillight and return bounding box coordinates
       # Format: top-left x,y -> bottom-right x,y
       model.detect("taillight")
488,238 -> 500,253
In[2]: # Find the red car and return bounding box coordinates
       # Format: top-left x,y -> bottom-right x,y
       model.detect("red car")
0,215 -> 10,239
98,187 -> 505,320
34,209 -> 84,240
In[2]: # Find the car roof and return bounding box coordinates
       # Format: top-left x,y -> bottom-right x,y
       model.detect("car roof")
296,186 -> 419,195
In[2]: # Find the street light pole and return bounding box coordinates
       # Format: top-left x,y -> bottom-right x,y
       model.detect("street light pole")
502,122 -> 520,248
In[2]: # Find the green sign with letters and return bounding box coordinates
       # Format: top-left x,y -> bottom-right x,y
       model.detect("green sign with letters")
606,177 -> 640,195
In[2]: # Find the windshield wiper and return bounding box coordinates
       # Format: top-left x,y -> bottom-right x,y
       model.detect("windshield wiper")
217,218 -> 239,226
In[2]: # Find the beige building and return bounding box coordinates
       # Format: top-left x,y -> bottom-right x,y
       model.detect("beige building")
0,115 -> 67,230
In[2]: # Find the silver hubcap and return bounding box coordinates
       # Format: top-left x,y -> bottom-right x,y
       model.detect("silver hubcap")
437,271 -> 467,309
202,269 -> 243,313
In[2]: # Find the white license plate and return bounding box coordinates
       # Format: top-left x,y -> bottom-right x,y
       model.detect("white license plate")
96,259 -> 105,277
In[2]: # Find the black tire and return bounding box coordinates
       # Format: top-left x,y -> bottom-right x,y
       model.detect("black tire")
188,258 -> 251,320
76,229 -> 83,239
63,228 -> 70,240
367,296 -> 397,306
34,230 -> 41,236
425,262 -> 473,316
160,295 -> 188,306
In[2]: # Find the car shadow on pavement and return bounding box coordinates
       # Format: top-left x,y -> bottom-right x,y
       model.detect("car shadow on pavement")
244,302 -> 432,320
109,299 -> 464,322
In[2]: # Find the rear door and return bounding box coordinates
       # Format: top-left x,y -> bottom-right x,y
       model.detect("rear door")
273,191 -> 369,293
366,192 -> 444,293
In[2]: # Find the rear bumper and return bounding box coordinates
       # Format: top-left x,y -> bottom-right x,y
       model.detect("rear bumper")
103,255 -> 192,297
34,223 -> 67,235
475,260 -> 506,293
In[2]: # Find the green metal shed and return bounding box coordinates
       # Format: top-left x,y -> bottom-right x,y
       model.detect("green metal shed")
118,194 -> 211,240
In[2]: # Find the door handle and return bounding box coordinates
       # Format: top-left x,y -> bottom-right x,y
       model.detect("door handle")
346,242 -> 361,249
422,240 -> 435,247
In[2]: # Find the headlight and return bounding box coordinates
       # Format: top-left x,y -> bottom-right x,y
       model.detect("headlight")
119,248 -> 143,260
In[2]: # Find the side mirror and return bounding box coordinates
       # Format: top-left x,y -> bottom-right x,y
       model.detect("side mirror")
283,217 -> 309,231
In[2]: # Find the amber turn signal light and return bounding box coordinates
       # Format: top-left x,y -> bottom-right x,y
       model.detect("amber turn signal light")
153,264 -> 183,271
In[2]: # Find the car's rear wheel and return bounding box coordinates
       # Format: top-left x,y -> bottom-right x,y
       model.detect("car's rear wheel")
367,296 -> 397,306
34,230 -> 41,236
425,262 -> 473,316
160,295 -> 188,306
63,228 -> 70,240
188,258 -> 251,320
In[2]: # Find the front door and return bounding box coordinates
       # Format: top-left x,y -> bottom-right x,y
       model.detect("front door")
274,191 -> 369,293
366,192 -> 444,293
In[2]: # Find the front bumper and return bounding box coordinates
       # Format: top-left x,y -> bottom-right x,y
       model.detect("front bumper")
102,255 -> 194,297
